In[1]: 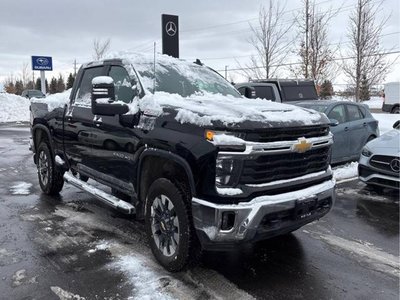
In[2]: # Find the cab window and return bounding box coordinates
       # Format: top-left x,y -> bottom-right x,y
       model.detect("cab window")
75,67 -> 104,105
108,66 -> 135,103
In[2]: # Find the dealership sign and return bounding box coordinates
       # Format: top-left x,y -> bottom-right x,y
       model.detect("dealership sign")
31,56 -> 53,71
162,14 -> 179,58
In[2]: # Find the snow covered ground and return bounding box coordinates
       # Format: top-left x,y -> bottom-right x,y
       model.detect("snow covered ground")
372,113 -> 399,134
362,97 -> 384,109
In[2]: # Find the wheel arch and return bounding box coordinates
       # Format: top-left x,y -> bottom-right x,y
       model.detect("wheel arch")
137,149 -> 196,206
32,124 -> 54,163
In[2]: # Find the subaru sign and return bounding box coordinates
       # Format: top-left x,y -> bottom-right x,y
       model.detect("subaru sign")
31,56 -> 53,71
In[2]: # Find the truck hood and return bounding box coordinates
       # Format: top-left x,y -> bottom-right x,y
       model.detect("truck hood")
139,92 -> 329,130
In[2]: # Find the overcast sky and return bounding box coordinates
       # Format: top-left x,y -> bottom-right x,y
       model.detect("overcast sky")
0,0 -> 399,86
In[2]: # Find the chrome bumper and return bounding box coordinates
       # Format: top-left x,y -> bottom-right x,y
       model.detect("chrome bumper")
192,178 -> 336,244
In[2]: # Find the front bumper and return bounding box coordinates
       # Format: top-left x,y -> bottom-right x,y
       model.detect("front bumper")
358,155 -> 400,189
192,178 -> 336,250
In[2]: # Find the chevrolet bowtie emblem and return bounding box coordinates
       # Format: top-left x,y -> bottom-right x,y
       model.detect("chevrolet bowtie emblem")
292,138 -> 312,153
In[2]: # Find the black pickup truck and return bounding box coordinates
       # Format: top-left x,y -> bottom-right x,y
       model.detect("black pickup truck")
30,53 -> 335,271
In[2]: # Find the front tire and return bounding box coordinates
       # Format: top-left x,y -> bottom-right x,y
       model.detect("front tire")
37,142 -> 64,195
145,178 -> 200,272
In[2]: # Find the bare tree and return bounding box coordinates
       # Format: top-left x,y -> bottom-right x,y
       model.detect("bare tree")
240,1 -> 296,80
21,62 -> 30,88
343,0 -> 391,101
92,38 -> 111,60
292,0 -> 339,85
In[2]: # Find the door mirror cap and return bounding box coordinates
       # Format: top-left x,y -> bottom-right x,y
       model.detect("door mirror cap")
91,76 -> 129,116
244,86 -> 256,99
329,118 -> 339,126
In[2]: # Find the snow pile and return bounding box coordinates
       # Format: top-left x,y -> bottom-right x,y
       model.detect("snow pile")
332,162 -> 358,182
31,89 -> 71,111
363,97 -> 384,109
0,93 -> 30,123
372,113 -> 399,134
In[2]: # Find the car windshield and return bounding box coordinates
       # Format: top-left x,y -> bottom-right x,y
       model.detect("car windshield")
30,90 -> 45,97
296,103 -> 328,113
135,61 -> 241,98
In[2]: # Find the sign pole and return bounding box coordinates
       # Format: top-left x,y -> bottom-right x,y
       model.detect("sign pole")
40,70 -> 46,94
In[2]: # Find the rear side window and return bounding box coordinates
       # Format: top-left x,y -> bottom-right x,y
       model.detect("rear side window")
254,86 -> 276,101
328,105 -> 346,124
347,105 -> 364,121
281,85 -> 318,101
75,67 -> 104,105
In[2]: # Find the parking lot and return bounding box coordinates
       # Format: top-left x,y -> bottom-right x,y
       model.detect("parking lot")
0,124 -> 398,300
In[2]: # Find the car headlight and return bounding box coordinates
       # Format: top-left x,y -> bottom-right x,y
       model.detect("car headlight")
215,157 -> 242,187
361,147 -> 373,157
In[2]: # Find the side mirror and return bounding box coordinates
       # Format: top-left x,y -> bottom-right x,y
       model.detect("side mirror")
393,120 -> 400,129
243,86 -> 256,99
91,76 -> 129,116
329,118 -> 339,126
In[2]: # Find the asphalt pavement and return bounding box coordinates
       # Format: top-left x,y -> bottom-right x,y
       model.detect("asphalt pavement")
0,125 -> 398,300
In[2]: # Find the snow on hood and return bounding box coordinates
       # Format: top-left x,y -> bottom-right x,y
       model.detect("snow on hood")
135,91 -> 326,127
106,51 -> 327,128
367,129 -> 400,153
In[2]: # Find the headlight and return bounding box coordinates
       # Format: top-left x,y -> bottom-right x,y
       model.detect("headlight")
215,158 -> 242,187
361,147 -> 372,157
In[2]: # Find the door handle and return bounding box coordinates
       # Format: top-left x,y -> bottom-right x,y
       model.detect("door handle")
344,127 -> 349,131
363,122 -> 367,127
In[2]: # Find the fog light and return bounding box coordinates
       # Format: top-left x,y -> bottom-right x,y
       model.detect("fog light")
221,211 -> 235,231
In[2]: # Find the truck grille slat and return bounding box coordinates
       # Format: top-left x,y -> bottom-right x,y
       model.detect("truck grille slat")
239,147 -> 330,184
246,125 -> 329,143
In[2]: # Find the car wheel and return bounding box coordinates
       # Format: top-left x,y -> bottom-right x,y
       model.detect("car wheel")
145,178 -> 200,272
391,106 -> 399,114
37,142 -> 64,195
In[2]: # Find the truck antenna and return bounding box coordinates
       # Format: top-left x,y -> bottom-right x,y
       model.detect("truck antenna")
153,42 -> 156,93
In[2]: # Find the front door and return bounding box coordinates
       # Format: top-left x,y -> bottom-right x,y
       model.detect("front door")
89,64 -> 141,191
64,66 -> 106,170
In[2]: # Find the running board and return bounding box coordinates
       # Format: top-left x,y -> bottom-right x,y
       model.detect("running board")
63,172 -> 135,214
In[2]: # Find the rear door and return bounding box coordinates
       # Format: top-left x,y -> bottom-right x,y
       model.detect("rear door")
327,104 -> 350,163
345,104 -> 368,158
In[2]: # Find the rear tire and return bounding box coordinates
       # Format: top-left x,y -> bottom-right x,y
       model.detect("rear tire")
37,142 -> 64,195
145,178 -> 200,272
391,106 -> 399,114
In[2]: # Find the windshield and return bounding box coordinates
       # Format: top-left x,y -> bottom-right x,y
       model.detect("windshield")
135,61 -> 241,98
30,90 -> 45,97
296,103 -> 328,113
